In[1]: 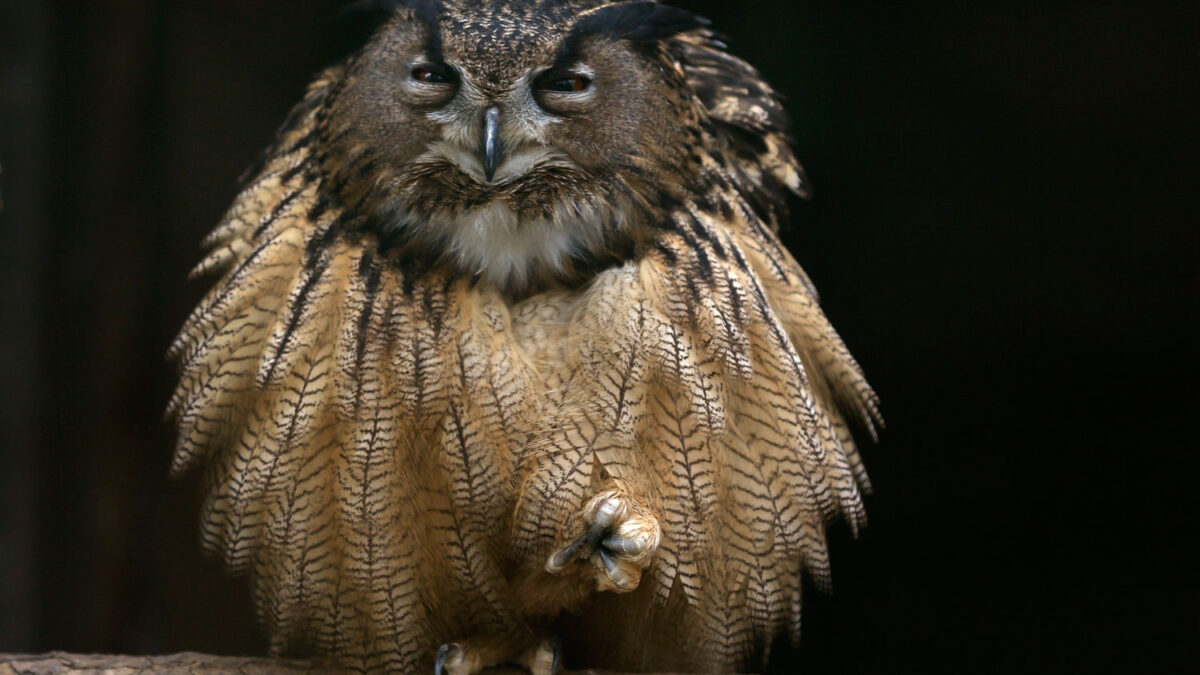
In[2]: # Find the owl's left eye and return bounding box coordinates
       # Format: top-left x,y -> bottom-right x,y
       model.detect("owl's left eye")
533,72 -> 591,93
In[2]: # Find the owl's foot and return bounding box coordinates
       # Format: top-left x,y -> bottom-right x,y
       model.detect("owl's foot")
434,643 -> 479,675
520,638 -> 562,675
434,638 -> 561,675
545,490 -> 661,592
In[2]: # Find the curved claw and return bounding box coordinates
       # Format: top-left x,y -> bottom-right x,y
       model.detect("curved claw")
598,548 -> 638,591
434,643 -> 463,675
592,497 -> 622,528
526,636 -> 563,675
601,533 -> 647,555
546,520 -> 607,573
598,548 -> 620,578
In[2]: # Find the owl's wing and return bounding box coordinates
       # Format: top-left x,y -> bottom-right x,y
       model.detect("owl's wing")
511,38 -> 879,670
168,69 -> 539,671
677,32 -> 880,442
679,34 -> 811,205
678,30 -> 878,446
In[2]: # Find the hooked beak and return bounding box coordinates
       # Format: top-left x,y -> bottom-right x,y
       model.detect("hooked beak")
481,106 -> 501,182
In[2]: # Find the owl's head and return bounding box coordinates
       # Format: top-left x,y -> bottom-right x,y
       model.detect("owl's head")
311,1 -> 774,293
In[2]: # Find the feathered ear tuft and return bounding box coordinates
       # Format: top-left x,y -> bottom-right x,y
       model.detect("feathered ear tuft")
568,1 -> 711,47
342,0 -> 438,15
341,0 -> 441,29
342,0 -> 443,58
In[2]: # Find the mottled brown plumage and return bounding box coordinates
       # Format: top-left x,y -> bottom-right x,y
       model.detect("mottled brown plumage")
169,1 -> 880,672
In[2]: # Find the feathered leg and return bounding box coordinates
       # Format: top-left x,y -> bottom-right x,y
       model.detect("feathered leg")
433,636 -> 561,675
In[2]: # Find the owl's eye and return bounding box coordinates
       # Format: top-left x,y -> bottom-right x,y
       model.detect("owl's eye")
533,72 -> 591,93
411,66 -> 453,84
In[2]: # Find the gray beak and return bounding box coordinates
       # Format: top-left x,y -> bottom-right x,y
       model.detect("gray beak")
482,106 -> 501,182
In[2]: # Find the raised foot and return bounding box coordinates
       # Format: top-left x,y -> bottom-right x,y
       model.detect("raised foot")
434,643 -> 475,675
434,639 -> 561,675
545,490 -> 661,592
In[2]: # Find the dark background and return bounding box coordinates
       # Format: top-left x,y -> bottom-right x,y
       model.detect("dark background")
1,0 -> 1196,671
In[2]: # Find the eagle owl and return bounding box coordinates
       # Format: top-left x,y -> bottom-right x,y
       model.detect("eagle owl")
169,1 -> 880,672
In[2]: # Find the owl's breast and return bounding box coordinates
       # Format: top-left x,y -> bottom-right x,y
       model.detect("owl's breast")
379,185 -> 648,296
437,201 -> 598,291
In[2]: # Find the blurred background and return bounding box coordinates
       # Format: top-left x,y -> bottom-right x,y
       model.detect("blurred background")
1,0 -> 1195,671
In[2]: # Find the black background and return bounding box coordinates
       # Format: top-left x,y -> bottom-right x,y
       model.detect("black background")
1,0 -> 1196,671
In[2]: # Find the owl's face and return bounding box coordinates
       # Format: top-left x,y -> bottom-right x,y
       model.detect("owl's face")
317,0 -> 709,292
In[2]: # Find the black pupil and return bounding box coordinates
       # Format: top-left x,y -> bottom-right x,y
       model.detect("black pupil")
551,77 -> 581,92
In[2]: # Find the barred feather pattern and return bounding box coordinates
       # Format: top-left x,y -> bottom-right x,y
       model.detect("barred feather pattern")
170,29 -> 879,675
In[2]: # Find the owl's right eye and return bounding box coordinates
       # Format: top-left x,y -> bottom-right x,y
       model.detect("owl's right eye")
411,65 -> 453,85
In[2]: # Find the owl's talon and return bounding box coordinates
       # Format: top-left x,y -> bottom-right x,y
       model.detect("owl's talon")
434,643 -> 467,675
438,638 -> 551,675
546,491 -> 661,593
546,521 -> 607,572
597,548 -> 626,587
601,533 -> 651,555
520,637 -> 562,675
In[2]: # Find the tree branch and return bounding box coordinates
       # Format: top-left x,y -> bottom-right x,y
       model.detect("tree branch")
0,653 -> 704,674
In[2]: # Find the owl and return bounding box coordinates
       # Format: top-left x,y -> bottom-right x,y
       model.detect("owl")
168,1 -> 880,673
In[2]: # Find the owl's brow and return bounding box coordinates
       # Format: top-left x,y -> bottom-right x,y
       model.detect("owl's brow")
408,0 -> 445,61
554,1 -> 709,65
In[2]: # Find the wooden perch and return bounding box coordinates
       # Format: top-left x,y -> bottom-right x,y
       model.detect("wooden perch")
0,653 -> 316,674
0,653 -> 707,674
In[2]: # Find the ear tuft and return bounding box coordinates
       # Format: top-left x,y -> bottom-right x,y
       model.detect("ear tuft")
343,0 -> 444,58
342,0 -> 441,26
571,1 -> 711,45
